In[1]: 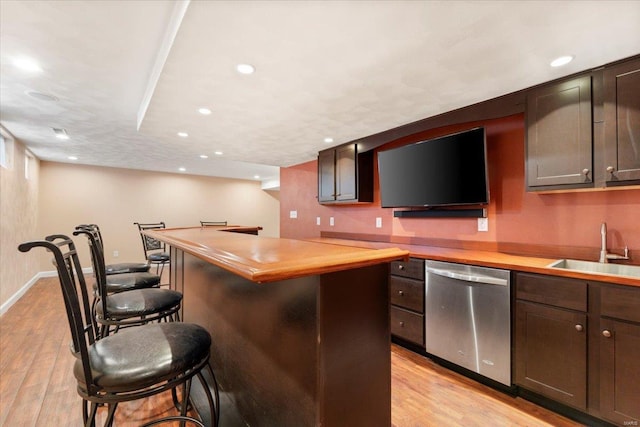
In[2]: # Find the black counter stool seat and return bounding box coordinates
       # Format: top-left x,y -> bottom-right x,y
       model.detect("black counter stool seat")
95,288 -> 182,322
76,224 -> 150,275
103,271 -> 160,293
105,261 -> 150,275
18,236 -> 219,427
73,322 -> 210,393
147,251 -> 170,265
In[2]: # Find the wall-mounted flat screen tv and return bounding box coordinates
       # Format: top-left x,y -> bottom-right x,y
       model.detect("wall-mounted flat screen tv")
377,127 -> 489,208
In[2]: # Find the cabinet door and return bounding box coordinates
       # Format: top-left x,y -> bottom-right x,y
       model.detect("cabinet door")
526,75 -> 593,188
603,58 -> 640,184
335,144 -> 356,201
318,149 -> 336,202
515,300 -> 587,410
600,318 -> 640,425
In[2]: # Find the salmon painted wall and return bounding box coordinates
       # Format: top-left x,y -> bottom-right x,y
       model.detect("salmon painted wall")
280,114 -> 640,255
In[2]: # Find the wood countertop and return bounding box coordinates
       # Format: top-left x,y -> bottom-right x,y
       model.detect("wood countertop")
308,237 -> 640,288
144,227 -> 409,283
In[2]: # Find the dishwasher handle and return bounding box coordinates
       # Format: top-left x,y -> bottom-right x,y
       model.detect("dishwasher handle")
426,267 -> 509,286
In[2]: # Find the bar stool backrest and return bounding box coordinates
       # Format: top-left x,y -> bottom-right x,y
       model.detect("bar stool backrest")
18,235 -> 99,394
134,222 -> 167,257
73,226 -> 110,318
76,223 -> 104,249
200,221 -> 228,227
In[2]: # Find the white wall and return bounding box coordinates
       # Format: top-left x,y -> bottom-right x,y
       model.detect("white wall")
37,161 -> 280,271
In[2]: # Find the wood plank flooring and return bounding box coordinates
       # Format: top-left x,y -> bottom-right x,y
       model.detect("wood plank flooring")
0,278 -> 584,426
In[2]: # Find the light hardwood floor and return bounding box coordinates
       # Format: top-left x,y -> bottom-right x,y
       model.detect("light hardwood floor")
0,278 -> 583,426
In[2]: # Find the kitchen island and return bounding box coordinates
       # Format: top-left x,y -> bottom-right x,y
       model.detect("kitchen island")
144,226 -> 409,427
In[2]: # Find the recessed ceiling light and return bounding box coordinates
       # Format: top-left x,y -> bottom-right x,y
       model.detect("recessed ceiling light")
53,128 -> 69,140
178,167 -> 186,172
550,55 -> 574,67
177,132 -> 189,138
198,107 -> 212,115
324,137 -> 334,143
254,175 -> 260,179
236,63 -> 255,75
68,156 -> 78,161
214,151 -> 223,156
199,154 -> 209,159
25,90 -> 58,102
13,56 -> 42,73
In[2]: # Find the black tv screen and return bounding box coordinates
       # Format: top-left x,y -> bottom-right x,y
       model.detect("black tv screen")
378,127 -> 489,208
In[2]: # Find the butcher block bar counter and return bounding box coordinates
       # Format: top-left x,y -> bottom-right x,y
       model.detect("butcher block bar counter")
144,226 -> 409,426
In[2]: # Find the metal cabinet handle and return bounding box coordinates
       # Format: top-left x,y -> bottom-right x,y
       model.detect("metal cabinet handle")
398,265 -> 404,270
398,290 -> 404,296
575,324 -> 583,332
606,166 -> 615,174
582,169 -> 589,176
399,321 -> 405,327
602,330 -> 612,338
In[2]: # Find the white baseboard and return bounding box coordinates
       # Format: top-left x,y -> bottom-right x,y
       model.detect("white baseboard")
0,267 -> 93,317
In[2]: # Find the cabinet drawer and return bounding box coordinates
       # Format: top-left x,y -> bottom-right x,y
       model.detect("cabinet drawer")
391,306 -> 424,345
390,276 -> 424,313
601,284 -> 640,323
390,258 -> 424,280
516,272 -> 587,311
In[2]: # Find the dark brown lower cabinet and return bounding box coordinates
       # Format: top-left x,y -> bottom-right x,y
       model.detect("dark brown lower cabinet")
600,319 -> 640,424
515,272 -> 640,426
598,282 -> 640,426
515,300 -> 587,410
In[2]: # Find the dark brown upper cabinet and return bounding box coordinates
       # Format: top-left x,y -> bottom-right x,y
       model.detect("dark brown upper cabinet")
318,149 -> 337,202
318,143 -> 373,204
526,75 -> 593,190
526,56 -> 640,192
603,57 -> 640,186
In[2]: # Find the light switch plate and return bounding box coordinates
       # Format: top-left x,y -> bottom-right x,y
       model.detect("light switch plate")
316,217 -> 321,225
289,210 -> 297,219
478,217 -> 488,232
375,217 -> 382,228
329,217 -> 335,226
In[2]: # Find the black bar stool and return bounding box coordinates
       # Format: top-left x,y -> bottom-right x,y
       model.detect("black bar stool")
18,235 -> 219,427
134,222 -> 170,278
77,223 -> 150,275
74,228 -> 182,338
75,224 -> 161,296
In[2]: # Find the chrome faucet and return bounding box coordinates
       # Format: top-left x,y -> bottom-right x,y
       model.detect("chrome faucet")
599,222 -> 630,263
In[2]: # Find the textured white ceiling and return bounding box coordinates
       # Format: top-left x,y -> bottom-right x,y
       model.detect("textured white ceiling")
2,1 -> 640,185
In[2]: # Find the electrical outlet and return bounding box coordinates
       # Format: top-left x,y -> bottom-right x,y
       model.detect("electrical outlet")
477,217 -> 488,232
316,217 -> 321,225
289,210 -> 297,219
329,217 -> 335,226
375,217 -> 382,228
113,250 -> 119,258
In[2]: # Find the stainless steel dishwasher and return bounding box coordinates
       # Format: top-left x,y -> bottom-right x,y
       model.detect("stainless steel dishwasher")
425,260 -> 511,386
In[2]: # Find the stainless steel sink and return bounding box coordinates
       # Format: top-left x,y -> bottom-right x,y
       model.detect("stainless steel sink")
547,259 -> 640,279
